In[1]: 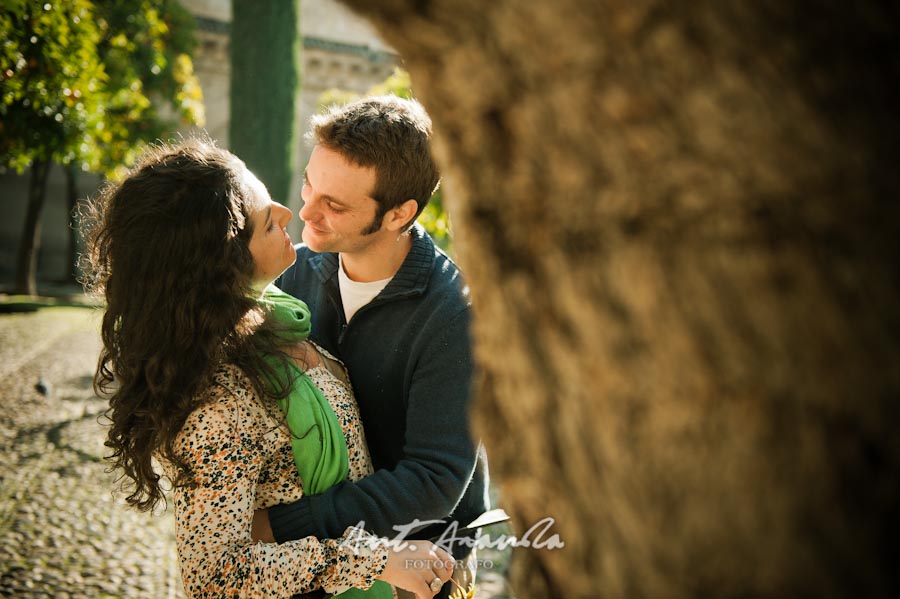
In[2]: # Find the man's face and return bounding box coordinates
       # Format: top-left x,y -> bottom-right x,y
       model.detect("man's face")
299,145 -> 383,255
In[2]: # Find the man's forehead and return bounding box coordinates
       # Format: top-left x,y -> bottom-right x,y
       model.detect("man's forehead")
307,145 -> 377,201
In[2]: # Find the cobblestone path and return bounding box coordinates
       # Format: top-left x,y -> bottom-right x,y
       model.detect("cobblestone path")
0,305 -> 511,599
0,306 -> 184,598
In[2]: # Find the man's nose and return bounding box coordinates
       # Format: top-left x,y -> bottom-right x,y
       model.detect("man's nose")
298,197 -> 316,222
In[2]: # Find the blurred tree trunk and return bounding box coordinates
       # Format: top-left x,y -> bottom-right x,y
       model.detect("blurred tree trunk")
65,164 -> 79,283
340,0 -> 900,597
15,160 -> 51,295
229,0 -> 302,203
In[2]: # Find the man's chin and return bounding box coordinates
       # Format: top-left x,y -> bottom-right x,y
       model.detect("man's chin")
301,230 -> 331,253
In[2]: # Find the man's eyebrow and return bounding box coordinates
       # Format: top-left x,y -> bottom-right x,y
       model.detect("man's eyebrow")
304,171 -> 347,206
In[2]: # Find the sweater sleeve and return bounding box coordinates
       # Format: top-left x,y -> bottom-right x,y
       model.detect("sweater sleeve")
174,377 -> 389,598
269,309 -> 478,545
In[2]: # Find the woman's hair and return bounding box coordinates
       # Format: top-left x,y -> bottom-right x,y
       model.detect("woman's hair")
82,137 -> 291,512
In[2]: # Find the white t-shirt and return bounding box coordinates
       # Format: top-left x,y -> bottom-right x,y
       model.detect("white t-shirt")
338,253 -> 392,323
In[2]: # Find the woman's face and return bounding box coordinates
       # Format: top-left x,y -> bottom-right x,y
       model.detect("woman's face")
245,168 -> 296,291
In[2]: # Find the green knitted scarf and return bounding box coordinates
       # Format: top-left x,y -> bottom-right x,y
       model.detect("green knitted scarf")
259,287 -> 391,599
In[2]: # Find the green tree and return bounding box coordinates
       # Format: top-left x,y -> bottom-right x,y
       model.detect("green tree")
229,0 -> 301,204
1,0 -> 106,295
64,0 -> 203,282
0,0 -> 203,294
91,0 -> 204,178
318,68 -> 453,253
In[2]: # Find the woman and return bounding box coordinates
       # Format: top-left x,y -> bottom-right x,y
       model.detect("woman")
83,138 -> 453,598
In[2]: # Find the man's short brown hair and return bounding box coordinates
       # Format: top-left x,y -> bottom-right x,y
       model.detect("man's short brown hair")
308,95 -> 440,230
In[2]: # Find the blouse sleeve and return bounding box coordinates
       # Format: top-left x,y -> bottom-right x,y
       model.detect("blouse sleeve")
173,372 -> 390,598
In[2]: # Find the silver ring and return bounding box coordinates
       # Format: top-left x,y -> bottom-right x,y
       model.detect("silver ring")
430,577 -> 443,593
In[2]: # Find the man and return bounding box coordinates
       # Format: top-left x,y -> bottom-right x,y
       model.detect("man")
256,96 -> 489,598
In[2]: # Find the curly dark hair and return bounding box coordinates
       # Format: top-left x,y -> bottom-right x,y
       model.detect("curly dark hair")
82,137 -> 292,512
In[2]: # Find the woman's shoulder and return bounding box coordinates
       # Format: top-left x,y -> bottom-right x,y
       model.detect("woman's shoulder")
307,342 -> 351,388
308,341 -> 340,365
209,363 -> 255,396
173,364 -> 281,481
181,364 -> 272,436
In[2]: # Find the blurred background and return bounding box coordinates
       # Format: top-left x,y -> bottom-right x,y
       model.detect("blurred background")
1,0 -> 450,297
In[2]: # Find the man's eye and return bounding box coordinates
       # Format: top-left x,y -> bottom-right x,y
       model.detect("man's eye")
328,203 -> 345,213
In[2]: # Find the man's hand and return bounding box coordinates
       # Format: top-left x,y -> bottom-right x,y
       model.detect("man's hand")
251,509 -> 276,543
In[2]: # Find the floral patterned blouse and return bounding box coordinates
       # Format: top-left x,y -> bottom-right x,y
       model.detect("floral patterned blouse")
171,344 -> 389,598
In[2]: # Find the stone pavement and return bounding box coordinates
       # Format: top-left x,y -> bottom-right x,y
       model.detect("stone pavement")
0,305 -> 184,598
0,304 -> 512,598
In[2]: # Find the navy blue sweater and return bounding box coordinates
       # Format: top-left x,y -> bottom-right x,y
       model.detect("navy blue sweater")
269,225 -> 488,554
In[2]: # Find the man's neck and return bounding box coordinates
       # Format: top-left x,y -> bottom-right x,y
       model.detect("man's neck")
340,232 -> 413,283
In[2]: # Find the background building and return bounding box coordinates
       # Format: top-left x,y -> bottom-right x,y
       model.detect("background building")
0,0 -> 398,289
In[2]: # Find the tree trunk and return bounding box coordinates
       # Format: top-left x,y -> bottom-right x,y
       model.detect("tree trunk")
65,164 -> 79,283
15,160 -> 51,296
229,0 -> 302,203
338,1 -> 900,597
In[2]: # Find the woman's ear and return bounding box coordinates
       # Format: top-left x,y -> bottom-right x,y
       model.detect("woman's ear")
383,198 -> 419,232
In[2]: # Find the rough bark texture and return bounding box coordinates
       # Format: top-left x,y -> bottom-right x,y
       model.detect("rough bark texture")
337,1 -> 900,596
65,164 -> 79,283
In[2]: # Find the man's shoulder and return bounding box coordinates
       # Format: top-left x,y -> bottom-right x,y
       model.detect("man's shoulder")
425,245 -> 470,308
407,225 -> 462,283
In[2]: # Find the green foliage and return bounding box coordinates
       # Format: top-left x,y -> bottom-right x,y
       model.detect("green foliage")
0,0 -> 204,178
315,69 -> 414,110
229,0 -> 301,204
316,67 -> 454,254
366,67 -> 414,99
0,0 -> 106,171
418,189 -> 452,253
92,0 -> 205,179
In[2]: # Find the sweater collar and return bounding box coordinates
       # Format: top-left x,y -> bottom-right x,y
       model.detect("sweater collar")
308,223 -> 435,298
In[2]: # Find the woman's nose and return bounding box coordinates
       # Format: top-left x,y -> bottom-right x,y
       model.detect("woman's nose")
275,202 -> 292,225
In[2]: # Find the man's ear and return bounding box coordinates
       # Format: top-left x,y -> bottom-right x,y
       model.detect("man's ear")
383,198 -> 419,232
